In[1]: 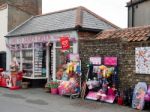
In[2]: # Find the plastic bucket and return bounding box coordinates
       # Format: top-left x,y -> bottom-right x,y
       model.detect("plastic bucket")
51,88 -> 58,94
58,87 -> 64,95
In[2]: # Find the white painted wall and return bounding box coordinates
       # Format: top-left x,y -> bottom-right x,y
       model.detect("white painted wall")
0,7 -> 8,52
0,7 -> 11,70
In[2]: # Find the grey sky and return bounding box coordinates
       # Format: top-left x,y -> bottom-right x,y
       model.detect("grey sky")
42,0 -> 129,28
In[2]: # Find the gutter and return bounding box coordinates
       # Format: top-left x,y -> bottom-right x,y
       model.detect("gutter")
126,0 -> 148,7
131,0 -> 134,27
6,27 -> 102,38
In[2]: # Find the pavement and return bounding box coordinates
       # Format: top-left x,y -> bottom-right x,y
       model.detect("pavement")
0,87 -> 149,112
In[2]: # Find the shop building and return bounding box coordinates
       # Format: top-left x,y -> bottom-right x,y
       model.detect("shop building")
0,0 -> 42,70
5,6 -> 118,85
79,25 -> 150,89
127,0 -> 150,27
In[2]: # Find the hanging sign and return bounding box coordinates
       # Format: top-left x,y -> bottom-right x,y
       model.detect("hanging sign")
104,57 -> 117,66
60,36 -> 70,50
90,57 -> 101,65
69,54 -> 80,61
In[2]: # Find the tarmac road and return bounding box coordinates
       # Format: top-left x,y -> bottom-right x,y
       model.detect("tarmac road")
0,88 -> 149,112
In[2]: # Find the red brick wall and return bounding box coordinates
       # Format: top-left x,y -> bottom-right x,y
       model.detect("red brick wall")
79,38 -> 150,89
78,31 -> 98,39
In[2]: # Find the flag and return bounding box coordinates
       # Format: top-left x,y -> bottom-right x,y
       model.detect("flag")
60,36 -> 70,50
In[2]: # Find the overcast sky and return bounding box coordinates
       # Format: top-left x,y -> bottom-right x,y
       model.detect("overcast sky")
42,0 -> 129,28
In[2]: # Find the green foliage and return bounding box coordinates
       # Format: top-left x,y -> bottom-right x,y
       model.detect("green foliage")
48,80 -> 59,88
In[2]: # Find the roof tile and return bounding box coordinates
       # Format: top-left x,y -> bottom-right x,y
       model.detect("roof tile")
6,6 -> 118,37
96,25 -> 150,42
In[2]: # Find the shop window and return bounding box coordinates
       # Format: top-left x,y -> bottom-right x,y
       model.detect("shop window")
11,44 -> 21,70
11,50 -> 21,70
34,43 -> 46,77
22,43 -> 33,49
22,49 -> 33,77
55,48 -> 73,80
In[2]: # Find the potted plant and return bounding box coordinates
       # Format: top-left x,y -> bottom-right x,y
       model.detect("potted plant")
49,80 -> 59,94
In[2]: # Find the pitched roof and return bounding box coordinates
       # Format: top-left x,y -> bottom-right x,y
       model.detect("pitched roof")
6,6 -> 119,37
0,3 -> 7,10
96,25 -> 150,42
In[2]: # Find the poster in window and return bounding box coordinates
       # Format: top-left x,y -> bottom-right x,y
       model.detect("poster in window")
135,47 -> 150,74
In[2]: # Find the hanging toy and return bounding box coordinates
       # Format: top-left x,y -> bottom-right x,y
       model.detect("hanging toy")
99,65 -> 108,78
99,65 -> 107,70
66,68 -> 69,74
74,63 -> 77,72
76,64 -> 81,75
99,65 -> 114,78
69,62 -> 74,73
106,67 -> 114,78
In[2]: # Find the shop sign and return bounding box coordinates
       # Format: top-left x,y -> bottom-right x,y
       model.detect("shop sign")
9,34 -> 51,44
9,35 -> 77,45
104,57 -> 117,66
60,37 -> 70,50
69,54 -> 80,61
90,57 -> 101,65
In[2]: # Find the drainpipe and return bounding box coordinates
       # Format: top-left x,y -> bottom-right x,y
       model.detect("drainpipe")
131,0 -> 134,27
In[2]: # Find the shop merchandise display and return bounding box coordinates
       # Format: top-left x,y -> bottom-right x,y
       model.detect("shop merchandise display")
144,85 -> 150,102
22,49 -> 33,77
10,43 -> 47,79
0,57 -> 23,89
34,43 -> 46,77
132,82 -> 147,110
58,61 -> 81,96
55,54 -> 81,97
85,57 -> 118,103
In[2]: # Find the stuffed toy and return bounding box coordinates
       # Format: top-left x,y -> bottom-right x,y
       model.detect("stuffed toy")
10,57 -> 19,72
61,71 -> 68,81
136,89 -> 146,110
101,78 -> 109,93
144,94 -> 150,102
76,64 -> 81,75
107,85 -> 116,96
99,65 -> 114,78
99,65 -> 107,78
99,65 -> 107,70
144,85 -> 150,101
66,62 -> 74,74
86,78 -> 99,90
56,68 -> 63,80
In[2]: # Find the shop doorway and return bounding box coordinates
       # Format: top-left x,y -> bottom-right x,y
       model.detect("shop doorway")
0,52 -> 6,70
49,43 -> 53,81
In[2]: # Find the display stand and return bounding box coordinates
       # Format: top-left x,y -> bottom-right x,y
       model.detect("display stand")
0,68 -> 23,89
85,57 -> 102,100
57,54 -> 82,99
68,61 -> 81,99
85,57 -> 118,103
